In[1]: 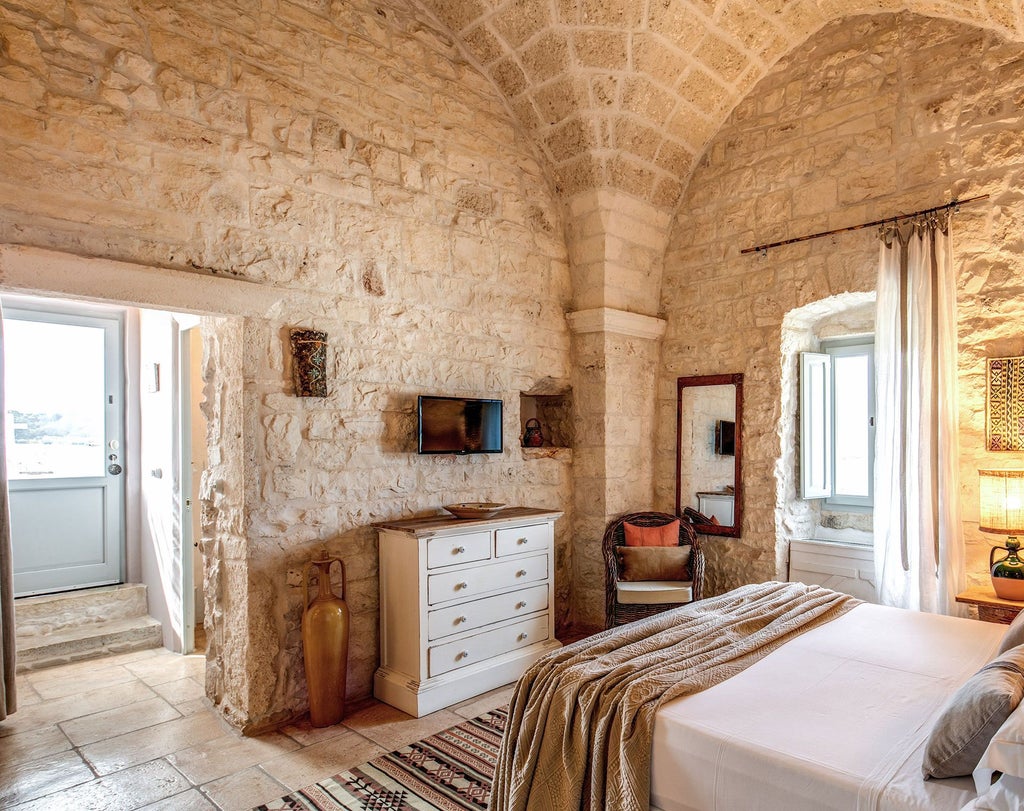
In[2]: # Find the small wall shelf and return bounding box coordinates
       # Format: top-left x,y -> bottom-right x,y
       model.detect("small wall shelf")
520,446 -> 572,462
519,387 -> 573,451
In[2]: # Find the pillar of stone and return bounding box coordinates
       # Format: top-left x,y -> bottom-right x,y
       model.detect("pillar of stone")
567,308 -> 666,629
562,190 -> 673,631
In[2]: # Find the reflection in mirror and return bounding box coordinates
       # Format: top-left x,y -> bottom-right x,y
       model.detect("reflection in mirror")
676,374 -> 743,538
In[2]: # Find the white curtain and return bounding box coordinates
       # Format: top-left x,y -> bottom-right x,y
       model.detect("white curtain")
874,213 -> 965,614
0,304 -> 16,719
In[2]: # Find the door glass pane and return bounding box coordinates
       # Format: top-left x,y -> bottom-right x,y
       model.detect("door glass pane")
833,353 -> 870,497
5,319 -> 106,479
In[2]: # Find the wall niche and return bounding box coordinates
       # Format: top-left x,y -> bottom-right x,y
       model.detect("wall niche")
520,378 -> 573,458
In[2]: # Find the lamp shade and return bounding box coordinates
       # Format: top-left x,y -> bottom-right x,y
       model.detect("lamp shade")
979,469 -> 1024,534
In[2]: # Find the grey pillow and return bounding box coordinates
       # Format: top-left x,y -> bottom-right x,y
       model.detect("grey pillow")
922,646 -> 1024,779
999,611 -> 1024,655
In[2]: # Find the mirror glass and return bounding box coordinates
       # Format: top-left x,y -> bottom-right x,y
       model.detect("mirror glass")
676,374 -> 743,538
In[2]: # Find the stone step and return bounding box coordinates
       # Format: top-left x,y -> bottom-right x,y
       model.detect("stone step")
15,614 -> 163,672
15,584 -> 151,636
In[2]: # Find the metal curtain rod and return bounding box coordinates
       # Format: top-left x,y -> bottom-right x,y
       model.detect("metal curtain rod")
740,194 -> 989,256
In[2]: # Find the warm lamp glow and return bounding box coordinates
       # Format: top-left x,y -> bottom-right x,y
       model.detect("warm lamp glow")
979,470 -> 1024,535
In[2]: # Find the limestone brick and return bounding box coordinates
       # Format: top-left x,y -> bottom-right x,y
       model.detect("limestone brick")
572,30 -> 627,70
646,1 -> 707,51
520,30 -> 570,83
491,0 -> 551,50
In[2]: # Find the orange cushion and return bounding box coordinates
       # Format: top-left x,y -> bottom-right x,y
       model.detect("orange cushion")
623,519 -> 680,547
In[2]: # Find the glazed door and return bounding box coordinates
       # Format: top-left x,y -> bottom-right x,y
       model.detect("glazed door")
4,303 -> 125,596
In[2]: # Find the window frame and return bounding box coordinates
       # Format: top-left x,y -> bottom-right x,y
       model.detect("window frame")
799,336 -> 875,510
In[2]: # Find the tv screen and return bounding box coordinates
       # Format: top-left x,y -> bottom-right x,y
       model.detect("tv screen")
715,420 -> 735,456
418,396 -> 503,454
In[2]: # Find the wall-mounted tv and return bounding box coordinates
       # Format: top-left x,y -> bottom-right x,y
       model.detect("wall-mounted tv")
418,395 -> 503,454
715,419 -> 735,456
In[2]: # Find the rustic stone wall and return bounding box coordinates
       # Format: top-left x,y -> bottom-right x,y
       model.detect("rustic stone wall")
657,12 -> 1024,596
0,0 -> 572,730
561,188 -> 674,632
568,317 -> 665,629
420,0 -> 1023,209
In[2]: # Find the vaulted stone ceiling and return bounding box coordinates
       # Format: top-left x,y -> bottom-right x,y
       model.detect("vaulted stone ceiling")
413,0 -> 1024,211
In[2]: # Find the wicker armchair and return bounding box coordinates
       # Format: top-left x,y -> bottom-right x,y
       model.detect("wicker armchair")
603,511 -> 704,628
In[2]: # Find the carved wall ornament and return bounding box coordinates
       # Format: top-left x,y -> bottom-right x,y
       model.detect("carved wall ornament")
987,355 -> 1024,451
290,328 -> 328,398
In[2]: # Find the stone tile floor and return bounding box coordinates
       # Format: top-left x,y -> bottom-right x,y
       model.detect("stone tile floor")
0,647 -> 513,810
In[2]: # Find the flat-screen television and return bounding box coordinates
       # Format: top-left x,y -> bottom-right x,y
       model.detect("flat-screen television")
715,419 -> 735,456
418,395 -> 503,454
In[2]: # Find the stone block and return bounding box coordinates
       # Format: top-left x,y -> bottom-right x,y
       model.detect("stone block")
150,29 -> 228,87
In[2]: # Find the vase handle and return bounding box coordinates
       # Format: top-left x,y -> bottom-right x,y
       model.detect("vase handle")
991,546 -> 1007,570
303,557 -> 345,607
331,558 -> 346,601
303,560 -> 314,610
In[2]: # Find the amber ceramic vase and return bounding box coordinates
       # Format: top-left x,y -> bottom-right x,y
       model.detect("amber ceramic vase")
302,557 -> 350,727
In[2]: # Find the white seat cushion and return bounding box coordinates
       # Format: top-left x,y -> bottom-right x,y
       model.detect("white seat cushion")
616,581 -> 693,605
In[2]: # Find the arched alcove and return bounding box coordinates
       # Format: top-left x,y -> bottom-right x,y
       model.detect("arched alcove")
656,11 -> 1024,596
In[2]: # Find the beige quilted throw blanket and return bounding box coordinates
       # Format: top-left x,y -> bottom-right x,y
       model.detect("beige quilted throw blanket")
490,581 -> 859,811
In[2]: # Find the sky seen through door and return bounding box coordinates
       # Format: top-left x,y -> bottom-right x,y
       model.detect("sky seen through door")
4,318 -> 106,479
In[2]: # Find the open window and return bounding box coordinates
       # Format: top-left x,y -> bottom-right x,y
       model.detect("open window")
800,339 -> 874,509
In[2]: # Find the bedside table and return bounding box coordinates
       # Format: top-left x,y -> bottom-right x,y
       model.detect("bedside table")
955,586 -> 1024,624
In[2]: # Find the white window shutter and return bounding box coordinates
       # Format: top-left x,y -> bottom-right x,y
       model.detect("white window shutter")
800,351 -> 832,499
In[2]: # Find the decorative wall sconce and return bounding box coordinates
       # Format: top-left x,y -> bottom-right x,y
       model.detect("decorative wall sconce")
987,355 -> 1024,451
289,328 -> 328,398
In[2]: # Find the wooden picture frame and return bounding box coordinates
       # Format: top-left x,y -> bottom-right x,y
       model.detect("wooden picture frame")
987,355 -> 1024,451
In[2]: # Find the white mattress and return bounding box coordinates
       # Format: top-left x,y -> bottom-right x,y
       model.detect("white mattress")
650,603 -> 1006,811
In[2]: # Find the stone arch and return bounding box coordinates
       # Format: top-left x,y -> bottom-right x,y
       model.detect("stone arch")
656,9 -> 1024,596
775,292 -> 875,577
414,0 -> 1024,209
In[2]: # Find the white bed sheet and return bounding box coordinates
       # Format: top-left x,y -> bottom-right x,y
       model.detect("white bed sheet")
650,603 -> 1006,811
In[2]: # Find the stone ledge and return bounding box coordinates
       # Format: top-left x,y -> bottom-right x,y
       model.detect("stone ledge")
520,446 -> 572,461
566,307 -> 666,339
15,583 -> 150,634
16,615 -> 163,672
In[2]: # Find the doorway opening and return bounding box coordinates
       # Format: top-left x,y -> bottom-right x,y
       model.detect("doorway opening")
3,294 -> 211,664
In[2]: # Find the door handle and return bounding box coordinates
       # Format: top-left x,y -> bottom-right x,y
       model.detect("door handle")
107,463 -> 123,475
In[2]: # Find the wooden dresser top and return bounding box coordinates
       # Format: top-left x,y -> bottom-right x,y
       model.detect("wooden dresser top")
374,507 -> 563,537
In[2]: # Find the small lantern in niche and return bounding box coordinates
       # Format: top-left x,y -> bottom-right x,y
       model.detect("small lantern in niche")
290,328 -> 328,397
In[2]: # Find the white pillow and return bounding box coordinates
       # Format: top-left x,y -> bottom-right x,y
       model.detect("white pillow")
973,699 -> 1024,810
970,775 -> 1024,811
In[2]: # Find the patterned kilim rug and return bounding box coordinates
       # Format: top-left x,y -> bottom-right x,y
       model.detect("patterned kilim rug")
255,707 -> 507,811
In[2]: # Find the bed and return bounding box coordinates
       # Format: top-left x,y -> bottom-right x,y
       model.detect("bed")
651,601 -> 1003,811
492,582 -> 1024,811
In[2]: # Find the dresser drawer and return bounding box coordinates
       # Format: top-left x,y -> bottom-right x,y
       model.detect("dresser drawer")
427,555 -> 548,605
426,531 -> 490,569
427,583 -> 549,641
428,614 -> 550,678
495,523 -> 552,557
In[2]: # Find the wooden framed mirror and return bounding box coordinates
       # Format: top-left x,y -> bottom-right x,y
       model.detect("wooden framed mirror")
675,374 -> 743,538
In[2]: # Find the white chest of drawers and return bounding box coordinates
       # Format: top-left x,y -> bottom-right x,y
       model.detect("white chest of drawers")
374,507 -> 562,716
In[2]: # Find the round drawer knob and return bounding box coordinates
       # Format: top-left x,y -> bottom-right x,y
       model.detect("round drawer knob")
458,650 -> 470,660
456,615 -> 467,624
456,581 -> 468,590
454,546 -> 465,554
516,569 -> 527,577
515,601 -> 527,609
517,632 -> 528,641
517,537 -> 528,545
